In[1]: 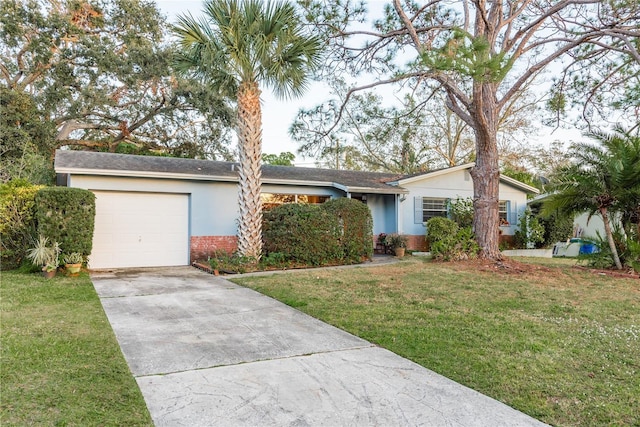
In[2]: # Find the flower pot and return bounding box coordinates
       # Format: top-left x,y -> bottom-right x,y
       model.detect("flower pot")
42,269 -> 56,279
65,263 -> 82,276
394,247 -> 405,258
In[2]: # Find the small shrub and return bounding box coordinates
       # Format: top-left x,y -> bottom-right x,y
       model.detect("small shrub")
426,217 -> 459,242
426,217 -> 478,261
208,250 -> 258,274
35,187 -> 95,257
260,252 -> 289,269
583,227 -> 640,273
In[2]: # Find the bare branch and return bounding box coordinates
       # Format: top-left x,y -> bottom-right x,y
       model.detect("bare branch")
392,0 -> 422,51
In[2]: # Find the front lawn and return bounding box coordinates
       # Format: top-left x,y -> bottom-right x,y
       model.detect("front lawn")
0,271 -> 152,426
232,257 -> 639,427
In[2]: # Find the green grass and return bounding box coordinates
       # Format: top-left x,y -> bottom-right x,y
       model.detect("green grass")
1,270 -> 152,426
233,257 -> 640,427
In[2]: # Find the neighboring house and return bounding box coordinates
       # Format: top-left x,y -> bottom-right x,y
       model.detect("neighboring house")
528,194 -> 613,242
54,150 -> 538,269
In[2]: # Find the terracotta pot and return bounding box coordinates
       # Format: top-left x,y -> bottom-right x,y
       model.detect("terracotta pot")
65,263 -> 82,276
42,269 -> 56,279
394,247 -> 405,258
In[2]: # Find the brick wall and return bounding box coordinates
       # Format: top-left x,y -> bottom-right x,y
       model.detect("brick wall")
407,234 -> 428,251
375,234 -> 428,252
190,235 -> 238,262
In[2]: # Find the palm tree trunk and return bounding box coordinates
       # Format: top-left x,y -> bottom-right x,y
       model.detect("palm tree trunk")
600,207 -> 623,270
236,81 -> 263,259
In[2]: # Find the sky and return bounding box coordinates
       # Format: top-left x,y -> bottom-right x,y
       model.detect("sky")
155,0 -> 585,166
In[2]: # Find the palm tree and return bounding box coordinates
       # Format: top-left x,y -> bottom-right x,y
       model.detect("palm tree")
544,127 -> 640,270
173,0 -> 321,258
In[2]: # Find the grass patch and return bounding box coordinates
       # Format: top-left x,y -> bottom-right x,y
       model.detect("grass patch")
1,271 -> 152,426
232,257 -> 640,427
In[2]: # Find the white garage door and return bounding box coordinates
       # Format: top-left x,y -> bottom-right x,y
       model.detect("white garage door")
90,191 -> 189,269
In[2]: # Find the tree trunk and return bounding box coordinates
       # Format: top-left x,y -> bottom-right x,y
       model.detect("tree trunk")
236,81 -> 263,259
469,80 -> 502,261
600,207 -> 623,270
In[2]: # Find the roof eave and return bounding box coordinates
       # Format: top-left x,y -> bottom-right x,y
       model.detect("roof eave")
54,167 -> 237,182
397,163 -> 474,185
55,167 -> 409,194
499,175 -> 540,194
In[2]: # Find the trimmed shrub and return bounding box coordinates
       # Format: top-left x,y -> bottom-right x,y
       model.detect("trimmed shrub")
0,180 -> 43,270
262,204 -> 343,265
322,198 -> 374,263
426,217 -> 459,242
35,187 -> 95,257
426,217 -> 479,261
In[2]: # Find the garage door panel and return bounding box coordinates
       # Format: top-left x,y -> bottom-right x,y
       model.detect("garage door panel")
91,192 -> 189,269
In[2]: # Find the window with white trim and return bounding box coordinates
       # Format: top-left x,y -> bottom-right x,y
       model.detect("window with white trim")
420,198 -> 448,222
499,200 -> 509,225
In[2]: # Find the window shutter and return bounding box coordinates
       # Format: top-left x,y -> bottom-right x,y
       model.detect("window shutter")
414,196 -> 423,224
506,201 -> 512,224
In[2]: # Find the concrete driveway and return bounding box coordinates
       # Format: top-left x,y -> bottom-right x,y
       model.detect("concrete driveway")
92,267 -> 547,427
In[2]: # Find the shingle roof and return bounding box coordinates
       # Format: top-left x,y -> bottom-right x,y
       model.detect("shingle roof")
54,150 -> 408,195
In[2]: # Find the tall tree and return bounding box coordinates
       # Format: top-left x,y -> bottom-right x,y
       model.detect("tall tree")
300,0 -> 640,260
544,127 -> 640,270
0,0 -> 234,164
262,152 -> 296,166
174,0 -> 322,258
291,81 -> 540,172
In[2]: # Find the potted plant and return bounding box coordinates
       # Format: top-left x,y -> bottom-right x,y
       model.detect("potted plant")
387,233 -> 408,258
376,233 -> 389,254
27,236 -> 61,278
208,256 -> 220,276
63,252 -> 84,276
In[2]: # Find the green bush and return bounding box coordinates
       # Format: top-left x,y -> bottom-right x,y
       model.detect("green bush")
0,180 -> 44,270
448,197 -> 474,228
262,204 -> 343,265
322,198 -> 373,262
514,207 -> 545,249
539,212 -> 573,247
35,187 -> 95,257
426,217 -> 459,242
426,217 -> 479,261
582,227 -> 640,273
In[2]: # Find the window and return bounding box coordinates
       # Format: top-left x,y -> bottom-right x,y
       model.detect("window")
499,200 -> 509,225
261,193 -> 330,210
421,198 -> 448,222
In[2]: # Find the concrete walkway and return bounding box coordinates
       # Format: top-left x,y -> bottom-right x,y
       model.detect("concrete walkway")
92,266 -> 547,427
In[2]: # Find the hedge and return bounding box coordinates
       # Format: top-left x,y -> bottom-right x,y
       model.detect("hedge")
262,198 -> 375,266
262,203 -> 343,265
0,180 -> 43,270
322,198 -> 374,263
35,187 -> 96,257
